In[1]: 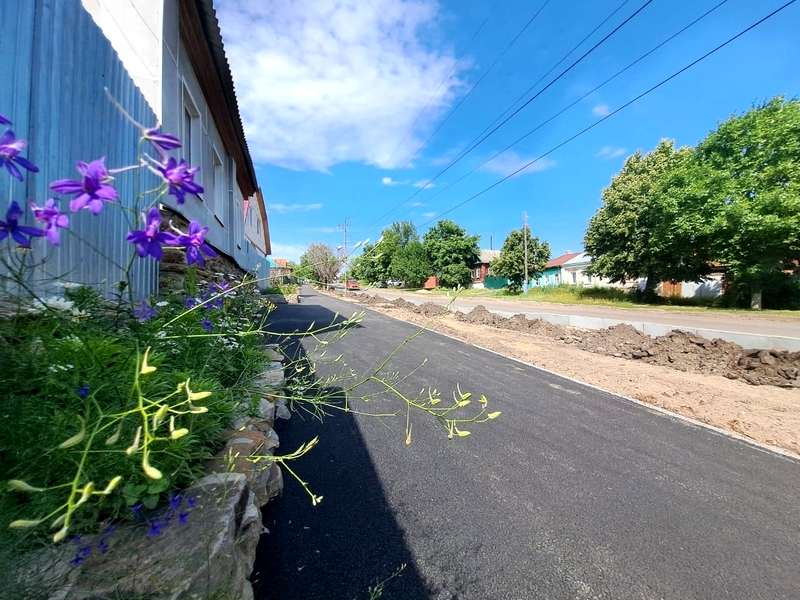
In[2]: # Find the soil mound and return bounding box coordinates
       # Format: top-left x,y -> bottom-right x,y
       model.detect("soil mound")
390,298 -> 418,311
416,302 -> 448,317
456,305 -> 502,326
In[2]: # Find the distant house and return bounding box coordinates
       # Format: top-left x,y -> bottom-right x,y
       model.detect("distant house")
535,252 -> 582,287
2,0 -> 271,298
472,250 -> 501,289
560,252 -> 621,288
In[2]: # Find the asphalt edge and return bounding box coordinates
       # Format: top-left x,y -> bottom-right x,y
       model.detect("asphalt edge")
321,289 -> 800,464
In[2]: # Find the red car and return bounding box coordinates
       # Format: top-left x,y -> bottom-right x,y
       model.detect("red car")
346,279 -> 360,290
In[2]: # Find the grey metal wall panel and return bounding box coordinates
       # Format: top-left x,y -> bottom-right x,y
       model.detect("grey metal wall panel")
0,0 -> 159,301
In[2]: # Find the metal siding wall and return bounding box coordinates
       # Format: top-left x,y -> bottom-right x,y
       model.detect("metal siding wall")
0,0 -> 159,300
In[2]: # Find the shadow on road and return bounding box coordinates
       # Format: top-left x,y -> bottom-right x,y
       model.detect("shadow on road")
251,300 -> 433,600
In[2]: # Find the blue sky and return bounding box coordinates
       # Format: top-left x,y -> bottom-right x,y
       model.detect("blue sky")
216,0 -> 800,263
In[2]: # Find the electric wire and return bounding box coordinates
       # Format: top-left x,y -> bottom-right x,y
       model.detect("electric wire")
416,0 -> 797,229
391,0 -> 731,221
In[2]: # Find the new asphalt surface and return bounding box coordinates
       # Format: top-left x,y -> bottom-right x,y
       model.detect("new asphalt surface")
252,287 -> 800,600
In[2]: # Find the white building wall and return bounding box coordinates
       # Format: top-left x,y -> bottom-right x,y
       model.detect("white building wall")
81,0 -> 163,120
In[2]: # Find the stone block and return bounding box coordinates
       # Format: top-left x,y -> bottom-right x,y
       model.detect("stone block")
24,473 -> 260,600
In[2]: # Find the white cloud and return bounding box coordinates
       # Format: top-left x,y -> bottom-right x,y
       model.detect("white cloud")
595,146 -> 627,159
421,212 -> 436,218
410,201 -> 425,207
592,104 -> 611,117
268,203 -> 323,213
413,180 -> 434,189
479,152 -> 556,178
216,0 -> 465,172
381,177 -> 401,186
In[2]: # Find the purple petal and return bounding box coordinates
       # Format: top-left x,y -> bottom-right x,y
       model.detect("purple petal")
11,230 -> 31,247
14,155 -> 39,173
0,114 -> 11,126
4,161 -> 22,181
0,130 -> 14,145
51,179 -> 84,194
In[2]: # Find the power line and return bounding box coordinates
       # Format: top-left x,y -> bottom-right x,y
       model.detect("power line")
417,0 -> 797,229
366,0 -> 553,227
395,0 -> 732,219
361,0 -> 652,231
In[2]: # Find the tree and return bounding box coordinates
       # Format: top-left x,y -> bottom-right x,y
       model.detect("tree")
695,96 -> 800,309
299,243 -> 342,285
389,221 -> 418,249
422,220 -> 480,288
583,139 -> 713,300
390,240 -> 431,288
492,228 -> 550,293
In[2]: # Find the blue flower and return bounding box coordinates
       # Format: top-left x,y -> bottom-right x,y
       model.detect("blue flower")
133,300 -> 158,322
0,114 -> 11,126
0,201 -> 45,247
51,158 -> 118,215
156,158 -> 203,205
0,130 -> 39,180
169,493 -> 182,511
201,318 -> 213,332
178,511 -> 190,525
126,206 -> 177,260
147,520 -> 166,537
77,386 -> 90,399
70,545 -> 92,566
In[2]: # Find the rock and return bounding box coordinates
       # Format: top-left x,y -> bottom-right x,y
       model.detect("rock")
275,404 -> 292,420
266,462 -> 284,500
207,432 -> 277,506
263,344 -> 285,363
259,398 -> 276,420
254,362 -> 284,390
758,350 -> 776,366
25,473 -> 260,600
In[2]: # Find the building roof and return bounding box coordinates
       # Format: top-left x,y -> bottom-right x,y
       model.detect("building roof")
545,251 -> 582,268
182,0 -> 258,198
476,249 -> 501,264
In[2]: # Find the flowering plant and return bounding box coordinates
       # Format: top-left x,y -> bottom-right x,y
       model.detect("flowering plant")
0,106 -> 272,558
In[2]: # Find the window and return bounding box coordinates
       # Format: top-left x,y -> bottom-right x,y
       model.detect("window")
182,86 -> 200,167
571,271 -> 577,284
212,148 -> 224,224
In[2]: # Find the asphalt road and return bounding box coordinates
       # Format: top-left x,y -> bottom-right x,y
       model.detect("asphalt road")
252,287 -> 800,600
356,288 -> 800,338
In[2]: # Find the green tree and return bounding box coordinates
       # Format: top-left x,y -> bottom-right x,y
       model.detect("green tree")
389,221 -> 418,249
583,139 -> 713,300
422,220 -> 480,288
695,96 -> 800,309
390,240 -> 431,287
492,228 -> 551,293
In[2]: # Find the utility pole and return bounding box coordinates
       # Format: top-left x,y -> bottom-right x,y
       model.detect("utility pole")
339,216 -> 351,259
523,211 -> 529,294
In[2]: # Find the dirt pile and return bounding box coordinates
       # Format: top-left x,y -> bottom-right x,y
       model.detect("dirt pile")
442,306 -> 800,388
390,298 -> 418,312
416,302 -> 449,317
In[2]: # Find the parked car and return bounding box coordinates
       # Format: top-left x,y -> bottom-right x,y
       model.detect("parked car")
375,281 -> 389,288
346,279 -> 360,290
389,280 -> 404,287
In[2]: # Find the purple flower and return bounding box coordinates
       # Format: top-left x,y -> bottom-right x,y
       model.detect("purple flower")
169,493 -> 182,511
0,201 -> 45,247
178,510 -> 190,525
188,497 -> 196,509
70,545 -> 92,566
147,519 -> 166,537
133,300 -> 157,322
98,540 -> 109,554
184,296 -> 197,308
0,130 -> 39,181
77,386 -> 90,399
0,114 -> 11,126
173,221 -> 216,267
51,158 -> 118,215
126,207 -> 177,260
201,318 -> 213,332
30,198 -> 69,245
144,128 -> 181,154
131,503 -> 143,519
156,158 -> 203,205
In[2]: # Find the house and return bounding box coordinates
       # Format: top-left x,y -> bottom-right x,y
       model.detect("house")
84,0 -> 270,275
535,252 -> 581,287
0,0 -> 270,298
560,252 -> 623,288
472,250 -> 503,289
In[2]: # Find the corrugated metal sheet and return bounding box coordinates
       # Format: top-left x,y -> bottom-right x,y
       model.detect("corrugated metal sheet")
0,0 -> 159,300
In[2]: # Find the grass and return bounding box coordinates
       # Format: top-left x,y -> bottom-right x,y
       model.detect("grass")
415,284 -> 800,316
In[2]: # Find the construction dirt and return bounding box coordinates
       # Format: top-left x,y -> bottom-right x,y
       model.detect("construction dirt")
328,291 -> 800,457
